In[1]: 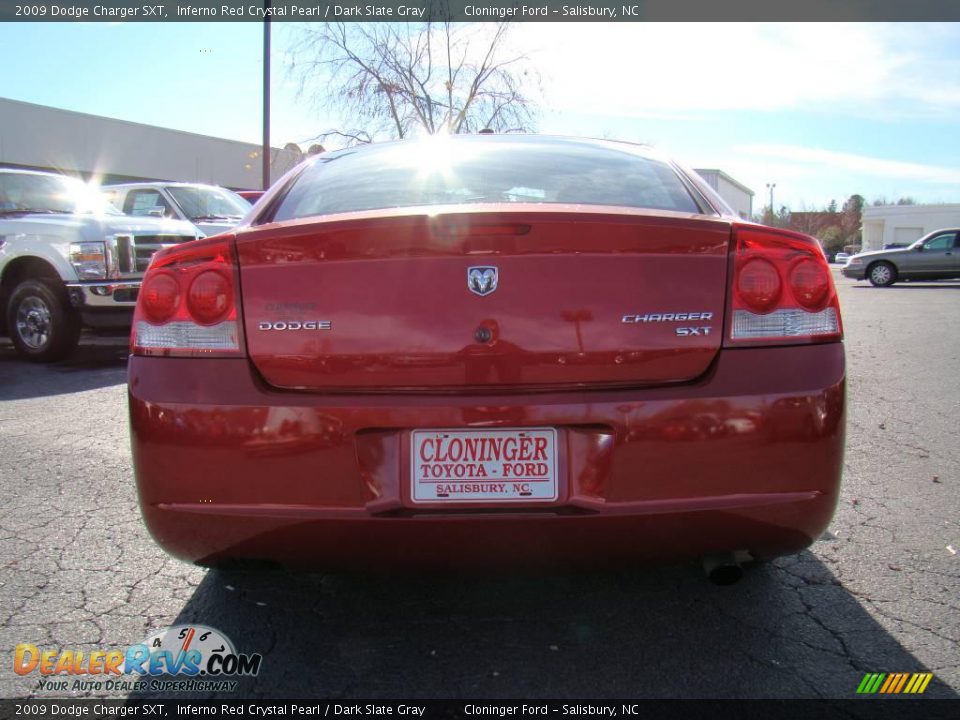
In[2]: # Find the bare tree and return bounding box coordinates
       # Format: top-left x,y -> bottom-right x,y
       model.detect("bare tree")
289,16 -> 538,144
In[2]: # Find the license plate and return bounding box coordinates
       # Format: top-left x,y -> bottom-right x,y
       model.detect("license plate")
411,428 -> 558,504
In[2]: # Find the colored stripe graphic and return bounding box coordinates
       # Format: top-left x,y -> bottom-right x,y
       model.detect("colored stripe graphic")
857,672 -> 932,694
856,673 -> 885,694
912,673 -> 932,694
893,673 -> 909,693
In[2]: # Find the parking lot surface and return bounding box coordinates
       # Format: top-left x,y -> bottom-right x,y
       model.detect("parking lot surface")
1,270 -> 958,699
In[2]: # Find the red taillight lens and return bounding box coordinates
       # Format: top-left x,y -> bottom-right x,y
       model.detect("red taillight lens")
789,258 -> 830,310
131,235 -> 245,357
140,272 -> 180,324
727,225 -> 842,345
736,258 -> 781,313
187,270 -> 233,325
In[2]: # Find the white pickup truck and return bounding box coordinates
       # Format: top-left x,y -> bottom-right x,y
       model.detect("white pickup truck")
103,182 -> 251,237
0,168 -> 201,361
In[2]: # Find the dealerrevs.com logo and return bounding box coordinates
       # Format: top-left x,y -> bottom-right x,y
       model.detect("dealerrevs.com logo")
856,672 -> 934,695
15,625 -> 262,693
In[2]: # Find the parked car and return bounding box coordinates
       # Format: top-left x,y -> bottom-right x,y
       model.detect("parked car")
842,228 -> 960,286
129,135 -> 845,579
104,182 -> 251,237
236,190 -> 265,203
834,252 -> 851,264
0,169 -> 200,361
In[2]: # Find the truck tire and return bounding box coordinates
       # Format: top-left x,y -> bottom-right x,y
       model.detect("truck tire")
6,279 -> 81,362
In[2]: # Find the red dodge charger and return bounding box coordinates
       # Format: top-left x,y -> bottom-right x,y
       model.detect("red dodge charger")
128,135 -> 844,581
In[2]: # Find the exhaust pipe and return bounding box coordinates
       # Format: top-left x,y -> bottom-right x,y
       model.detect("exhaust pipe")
701,552 -> 743,585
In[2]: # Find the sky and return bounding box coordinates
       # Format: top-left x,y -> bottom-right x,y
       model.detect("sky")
1,21 -> 958,212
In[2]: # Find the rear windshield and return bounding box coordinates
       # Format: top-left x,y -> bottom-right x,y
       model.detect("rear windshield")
271,138 -> 702,221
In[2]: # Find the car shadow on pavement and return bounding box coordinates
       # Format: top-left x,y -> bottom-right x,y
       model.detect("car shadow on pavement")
0,336 -> 128,400
128,552 -> 958,699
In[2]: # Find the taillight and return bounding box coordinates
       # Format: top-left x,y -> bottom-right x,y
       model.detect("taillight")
736,258 -> 781,313
131,235 -> 245,357
187,270 -> 233,325
789,259 -> 830,310
727,225 -> 842,345
141,272 -> 180,323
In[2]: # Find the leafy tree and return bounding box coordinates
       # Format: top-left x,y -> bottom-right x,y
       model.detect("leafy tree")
776,205 -> 791,228
289,18 -> 538,143
759,204 -> 775,226
872,196 -> 917,207
842,193 -> 864,217
841,193 -> 865,243
818,225 -> 848,257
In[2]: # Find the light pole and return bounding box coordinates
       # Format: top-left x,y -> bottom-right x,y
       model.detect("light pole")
766,182 -> 776,219
262,0 -> 272,190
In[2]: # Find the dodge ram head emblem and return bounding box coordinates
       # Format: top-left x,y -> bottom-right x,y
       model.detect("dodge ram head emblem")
467,266 -> 498,296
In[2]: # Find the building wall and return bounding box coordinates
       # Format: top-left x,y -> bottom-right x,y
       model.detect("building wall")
716,176 -> 752,218
861,204 -> 960,251
0,97 -> 301,190
697,172 -> 719,192
694,169 -> 753,218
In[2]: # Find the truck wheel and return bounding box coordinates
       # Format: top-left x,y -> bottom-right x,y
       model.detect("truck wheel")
6,279 -> 81,362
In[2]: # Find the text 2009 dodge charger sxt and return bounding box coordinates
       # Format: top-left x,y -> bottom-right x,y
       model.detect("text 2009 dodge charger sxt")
128,135 -> 844,580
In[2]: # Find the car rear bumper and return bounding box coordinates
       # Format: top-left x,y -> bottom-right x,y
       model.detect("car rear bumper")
129,343 -> 845,569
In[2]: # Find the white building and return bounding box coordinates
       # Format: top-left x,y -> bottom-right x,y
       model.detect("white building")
0,97 -> 302,190
694,169 -> 754,218
861,204 -> 960,251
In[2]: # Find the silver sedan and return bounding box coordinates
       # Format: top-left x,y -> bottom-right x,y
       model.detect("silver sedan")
842,228 -> 960,286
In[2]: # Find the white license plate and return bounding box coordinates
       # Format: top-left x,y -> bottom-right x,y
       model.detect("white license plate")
411,428 -> 558,504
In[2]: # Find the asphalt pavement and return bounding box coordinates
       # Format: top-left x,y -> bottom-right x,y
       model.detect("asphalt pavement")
0,269 -> 957,699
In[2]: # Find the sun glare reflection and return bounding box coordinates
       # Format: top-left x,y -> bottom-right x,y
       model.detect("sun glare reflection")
74,180 -> 119,216
410,133 -> 458,179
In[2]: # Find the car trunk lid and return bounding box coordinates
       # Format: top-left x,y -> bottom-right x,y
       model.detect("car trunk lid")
236,206 -> 732,391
